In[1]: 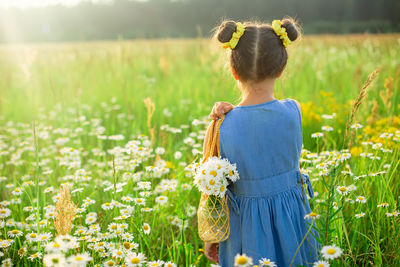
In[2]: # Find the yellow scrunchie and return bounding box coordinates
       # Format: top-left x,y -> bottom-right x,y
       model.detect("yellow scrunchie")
271,20 -> 291,48
222,22 -> 245,50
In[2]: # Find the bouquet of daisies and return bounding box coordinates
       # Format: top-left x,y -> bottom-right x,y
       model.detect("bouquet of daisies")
194,156 -> 240,243
194,156 -> 240,198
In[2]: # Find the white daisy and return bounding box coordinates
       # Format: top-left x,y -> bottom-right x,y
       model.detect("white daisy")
234,253 -> 253,267
321,244 -> 343,260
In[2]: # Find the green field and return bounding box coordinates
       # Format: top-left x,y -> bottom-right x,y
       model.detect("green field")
0,34 -> 399,266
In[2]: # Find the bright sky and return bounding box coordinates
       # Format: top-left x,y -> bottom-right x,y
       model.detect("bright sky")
0,0 -> 113,8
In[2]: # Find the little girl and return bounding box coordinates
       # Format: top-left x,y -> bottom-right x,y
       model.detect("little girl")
203,18 -> 320,267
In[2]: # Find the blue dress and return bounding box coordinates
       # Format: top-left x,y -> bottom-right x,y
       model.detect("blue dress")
218,98 -> 320,267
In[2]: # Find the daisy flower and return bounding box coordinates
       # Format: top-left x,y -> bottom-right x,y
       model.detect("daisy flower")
147,260 -> 164,266
304,212 -> 321,220
143,223 -> 151,235
355,212 -> 365,218
28,252 -> 43,261
67,252 -> 92,266
321,244 -> 343,260
258,257 -> 277,266
234,253 -> 253,267
313,260 -> 330,267
377,202 -> 389,207
125,252 -> 147,266
336,186 -> 349,195
43,253 -> 67,267
355,196 -> 367,203
163,262 -> 177,267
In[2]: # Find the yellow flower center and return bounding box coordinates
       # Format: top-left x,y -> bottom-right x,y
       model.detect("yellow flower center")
309,212 -> 317,217
220,186 -> 225,192
339,187 -> 347,192
210,170 -> 217,177
229,171 -> 233,176
75,256 -> 83,261
201,170 -> 206,175
327,248 -> 336,255
53,242 -> 61,248
237,256 -> 247,264
144,225 -> 149,230
11,230 -> 19,234
117,251 -> 122,255
107,261 -> 115,266
209,180 -> 215,185
318,264 -> 324,267
131,258 -> 140,263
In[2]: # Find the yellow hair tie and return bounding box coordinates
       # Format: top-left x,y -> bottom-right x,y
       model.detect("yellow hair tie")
271,20 -> 291,48
222,22 -> 245,49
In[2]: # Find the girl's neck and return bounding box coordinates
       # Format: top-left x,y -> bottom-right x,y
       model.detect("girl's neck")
237,78 -> 276,106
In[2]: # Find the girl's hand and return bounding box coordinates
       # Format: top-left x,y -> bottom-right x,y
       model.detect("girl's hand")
204,242 -> 219,263
209,102 -> 235,120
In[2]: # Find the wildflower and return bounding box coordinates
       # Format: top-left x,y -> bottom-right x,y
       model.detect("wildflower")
174,151 -> 182,160
258,258 -> 277,266
304,212 -> 321,220
43,253 -> 67,267
355,196 -> 367,203
26,232 -> 39,242
234,253 -> 253,267
155,147 -> 165,155
0,207 -> 11,218
125,252 -> 147,266
67,252 -> 92,266
155,195 -> 168,206
0,240 -> 11,249
321,244 -> 343,260
311,132 -> 324,138
143,223 -> 151,235
163,262 -> 177,267
38,232 -> 53,243
355,213 -> 365,218
336,186 -> 349,195
28,252 -> 43,261
313,260 -> 330,267
386,211 -> 399,217
377,203 -> 389,207
350,123 -> 363,129
7,229 -> 23,237
147,260 -> 164,267
379,132 -> 393,138
321,126 -> 333,132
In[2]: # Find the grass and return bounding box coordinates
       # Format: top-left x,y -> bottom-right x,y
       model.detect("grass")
0,34 -> 399,266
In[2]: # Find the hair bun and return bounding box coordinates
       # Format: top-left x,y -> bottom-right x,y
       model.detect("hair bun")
281,19 -> 299,42
216,20 -> 237,43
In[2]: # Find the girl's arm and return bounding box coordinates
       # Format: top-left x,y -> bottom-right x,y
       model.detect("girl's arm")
209,101 -> 235,120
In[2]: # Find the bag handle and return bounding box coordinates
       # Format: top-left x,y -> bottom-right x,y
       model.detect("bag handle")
202,115 -> 225,163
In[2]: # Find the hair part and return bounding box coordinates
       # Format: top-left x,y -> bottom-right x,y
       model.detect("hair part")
214,17 -> 301,83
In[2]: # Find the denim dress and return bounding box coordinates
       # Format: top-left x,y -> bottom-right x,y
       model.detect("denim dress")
218,98 -> 320,267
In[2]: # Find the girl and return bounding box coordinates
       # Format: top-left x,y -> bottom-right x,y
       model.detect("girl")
202,18 -> 320,267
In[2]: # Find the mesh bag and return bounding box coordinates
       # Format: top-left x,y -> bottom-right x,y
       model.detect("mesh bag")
197,115 -> 230,243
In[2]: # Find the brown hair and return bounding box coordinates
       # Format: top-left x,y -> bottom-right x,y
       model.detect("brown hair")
214,18 -> 301,83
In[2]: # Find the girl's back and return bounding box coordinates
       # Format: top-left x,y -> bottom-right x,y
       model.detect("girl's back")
218,98 -> 320,266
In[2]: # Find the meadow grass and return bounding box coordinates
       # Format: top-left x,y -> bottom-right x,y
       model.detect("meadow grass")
0,34 -> 399,266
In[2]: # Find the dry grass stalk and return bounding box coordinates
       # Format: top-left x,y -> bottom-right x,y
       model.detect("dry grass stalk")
344,68 -> 380,146
367,100 -> 379,125
144,97 -> 156,144
53,185 -> 77,235
381,76 -> 393,110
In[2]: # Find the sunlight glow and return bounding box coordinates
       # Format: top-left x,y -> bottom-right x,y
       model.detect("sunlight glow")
0,0 -> 114,8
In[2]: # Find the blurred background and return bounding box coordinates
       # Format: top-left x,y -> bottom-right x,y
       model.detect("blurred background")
1,0 -> 400,43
